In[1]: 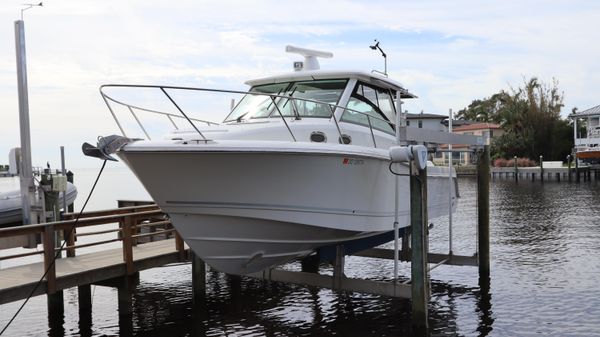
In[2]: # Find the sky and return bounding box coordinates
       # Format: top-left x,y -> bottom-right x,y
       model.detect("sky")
1,0 -> 599,168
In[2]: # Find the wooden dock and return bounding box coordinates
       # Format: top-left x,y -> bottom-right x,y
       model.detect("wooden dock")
0,239 -> 183,305
456,163 -> 600,182
0,203 -> 189,309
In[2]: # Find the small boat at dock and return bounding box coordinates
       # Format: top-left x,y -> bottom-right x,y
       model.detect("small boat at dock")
0,176 -> 77,226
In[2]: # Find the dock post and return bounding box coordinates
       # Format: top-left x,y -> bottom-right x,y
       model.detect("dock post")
175,231 -> 186,261
300,253 -> 320,273
116,277 -> 134,336
47,290 -> 64,324
477,145 -> 491,290
575,157 -> 580,183
411,164 -> 429,330
78,284 -> 92,333
117,277 -> 134,317
47,289 -> 64,336
121,217 -> 135,275
42,224 -> 59,295
333,245 -> 345,290
191,250 -> 206,304
401,228 -> 411,261
540,155 -> 544,183
567,155 -> 572,182
513,156 -> 518,182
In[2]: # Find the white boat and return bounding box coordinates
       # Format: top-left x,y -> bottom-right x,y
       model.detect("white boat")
0,176 -> 77,225
89,46 -> 457,275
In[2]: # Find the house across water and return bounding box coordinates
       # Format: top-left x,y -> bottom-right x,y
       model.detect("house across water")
570,105 -> 600,164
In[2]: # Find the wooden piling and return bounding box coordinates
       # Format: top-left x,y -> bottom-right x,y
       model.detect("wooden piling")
411,165 -> 429,329
191,251 -> 206,304
43,224 -> 57,294
117,278 -> 133,316
175,231 -> 186,261
540,155 -> 544,183
401,228 -> 411,261
77,285 -> 92,336
78,284 -> 92,313
47,291 -> 64,319
333,245 -> 345,290
477,145 -> 491,290
121,217 -> 135,275
300,253 -> 320,273
567,156 -> 572,182
513,156 -> 518,182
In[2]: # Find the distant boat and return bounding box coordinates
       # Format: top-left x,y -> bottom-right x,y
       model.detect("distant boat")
0,177 -> 77,225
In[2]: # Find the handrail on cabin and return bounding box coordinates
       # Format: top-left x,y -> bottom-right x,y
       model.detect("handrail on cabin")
99,84 -> 397,148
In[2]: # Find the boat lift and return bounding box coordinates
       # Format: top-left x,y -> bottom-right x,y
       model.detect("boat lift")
242,125 -> 489,331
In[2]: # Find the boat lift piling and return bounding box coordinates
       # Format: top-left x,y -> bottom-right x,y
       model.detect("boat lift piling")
477,145 -> 491,289
410,162 -> 429,328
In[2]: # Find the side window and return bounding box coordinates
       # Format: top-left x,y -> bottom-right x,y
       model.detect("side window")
341,83 -> 394,134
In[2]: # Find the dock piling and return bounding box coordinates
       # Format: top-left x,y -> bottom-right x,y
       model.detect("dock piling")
333,245 -> 345,290
191,251 -> 206,304
477,145 -> 491,290
513,156 -> 518,182
116,277 -> 134,316
77,284 -> 92,335
575,157 -> 580,183
540,155 -> 544,183
410,165 -> 429,329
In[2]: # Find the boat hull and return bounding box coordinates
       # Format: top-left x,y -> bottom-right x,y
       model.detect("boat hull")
119,144 -> 456,274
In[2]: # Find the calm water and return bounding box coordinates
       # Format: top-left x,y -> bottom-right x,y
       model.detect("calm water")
0,167 -> 599,336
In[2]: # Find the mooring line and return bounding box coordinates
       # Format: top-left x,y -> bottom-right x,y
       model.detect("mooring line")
0,160 -> 108,336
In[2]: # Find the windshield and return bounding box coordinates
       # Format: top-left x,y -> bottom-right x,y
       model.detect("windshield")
224,79 -> 347,122
341,82 -> 396,134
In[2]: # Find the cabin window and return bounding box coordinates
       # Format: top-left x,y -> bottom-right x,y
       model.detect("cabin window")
275,80 -> 347,118
341,82 -> 395,134
224,79 -> 347,122
418,120 -> 423,128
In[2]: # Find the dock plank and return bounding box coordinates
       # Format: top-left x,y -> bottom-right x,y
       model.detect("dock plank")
0,239 -> 184,305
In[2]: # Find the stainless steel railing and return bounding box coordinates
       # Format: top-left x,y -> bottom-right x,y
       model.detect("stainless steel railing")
99,84 -> 396,148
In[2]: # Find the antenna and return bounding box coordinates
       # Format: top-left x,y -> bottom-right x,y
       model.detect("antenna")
369,39 -> 387,76
286,45 -> 333,71
21,2 -> 43,20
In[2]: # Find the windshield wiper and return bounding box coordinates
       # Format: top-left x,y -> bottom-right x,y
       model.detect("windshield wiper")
281,88 -> 301,120
236,112 -> 249,122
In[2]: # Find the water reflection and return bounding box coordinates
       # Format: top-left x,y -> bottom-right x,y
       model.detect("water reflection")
5,176 -> 600,336
73,269 -> 480,337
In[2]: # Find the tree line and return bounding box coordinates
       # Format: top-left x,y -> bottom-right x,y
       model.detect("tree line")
456,77 -> 574,162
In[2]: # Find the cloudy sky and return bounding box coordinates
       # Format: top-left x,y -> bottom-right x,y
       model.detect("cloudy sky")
1,0 -> 599,168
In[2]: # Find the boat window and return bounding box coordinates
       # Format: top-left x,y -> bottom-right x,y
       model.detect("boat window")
275,80 -> 347,118
341,82 -> 395,134
224,80 -> 347,122
224,83 -> 290,122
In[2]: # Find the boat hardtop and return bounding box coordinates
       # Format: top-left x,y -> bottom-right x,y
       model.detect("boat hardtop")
246,69 -> 417,98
